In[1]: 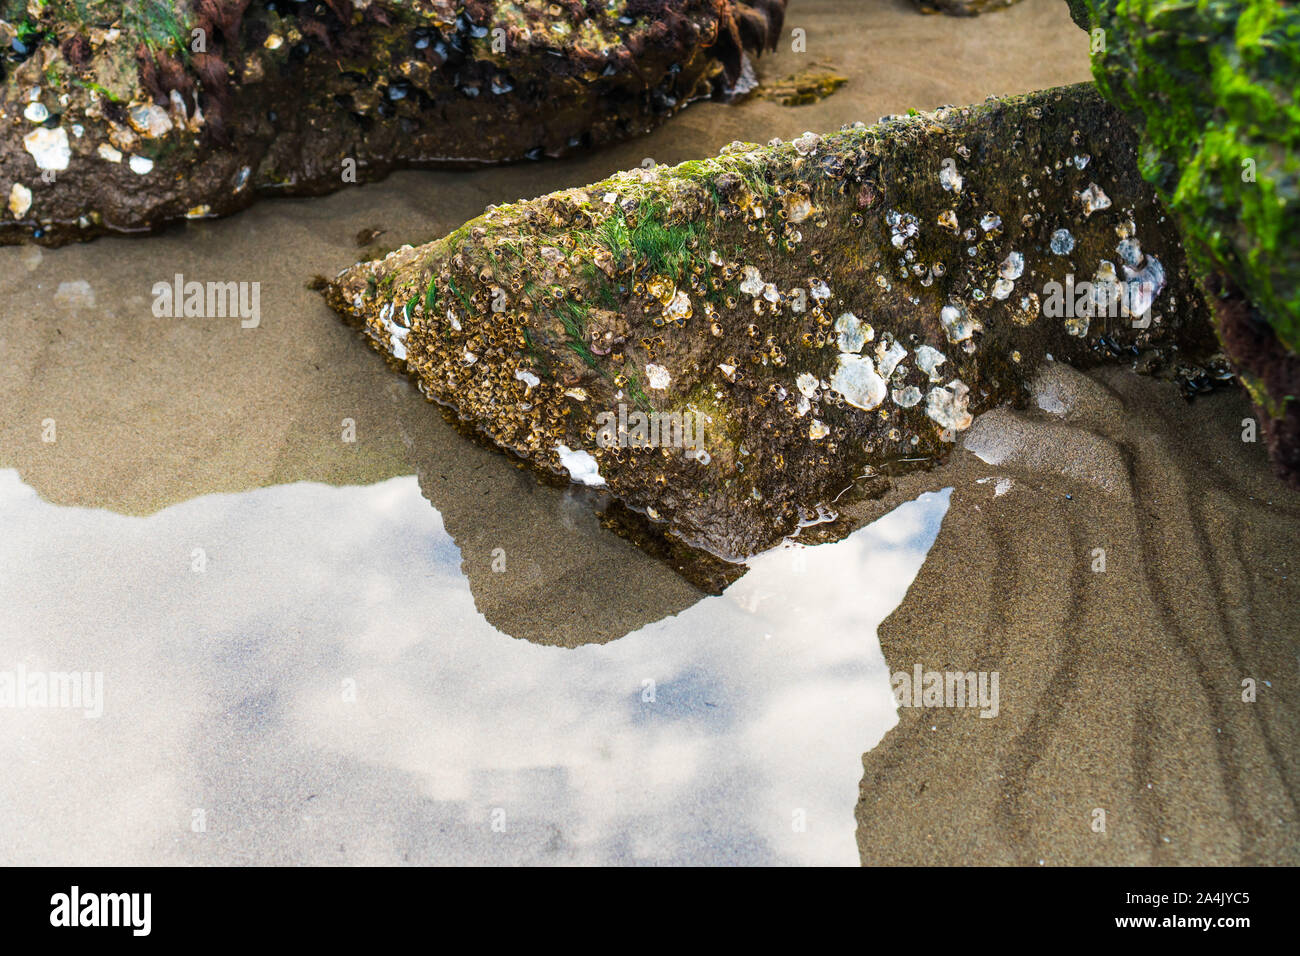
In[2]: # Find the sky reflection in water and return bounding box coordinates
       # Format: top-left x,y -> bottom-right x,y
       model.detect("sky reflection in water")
0,469 -> 948,865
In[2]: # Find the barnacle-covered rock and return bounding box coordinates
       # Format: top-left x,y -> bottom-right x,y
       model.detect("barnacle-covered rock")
0,0 -> 787,244
326,83 -> 1210,562
1065,0 -> 1300,485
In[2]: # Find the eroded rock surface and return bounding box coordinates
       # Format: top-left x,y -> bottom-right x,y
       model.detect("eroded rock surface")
327,83 -> 1211,561
0,0 -> 786,243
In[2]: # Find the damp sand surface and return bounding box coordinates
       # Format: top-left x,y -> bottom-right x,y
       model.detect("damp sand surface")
850,364 -> 1300,865
1,0 -> 1297,864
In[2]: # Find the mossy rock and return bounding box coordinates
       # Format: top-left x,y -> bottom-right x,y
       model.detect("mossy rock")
1065,0 -> 1300,483
326,83 -> 1211,564
0,1 -> 786,243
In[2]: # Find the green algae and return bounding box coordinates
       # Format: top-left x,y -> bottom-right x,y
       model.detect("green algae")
1068,0 -> 1300,353
757,67 -> 849,107
1065,0 -> 1300,480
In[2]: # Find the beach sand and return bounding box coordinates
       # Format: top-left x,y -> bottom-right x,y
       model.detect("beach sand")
1,0 -> 1296,863
852,366 -> 1300,865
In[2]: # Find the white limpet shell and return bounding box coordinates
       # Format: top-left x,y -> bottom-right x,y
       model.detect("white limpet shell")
914,345 -> 947,382
23,127 -> 70,171
97,143 -> 123,163
378,305 -> 409,361
999,252 -> 1024,280
739,265 -> 764,296
874,338 -> 907,379
646,363 -> 671,390
940,304 -> 981,344
834,312 -> 870,353
926,379 -> 974,434
1077,182 -> 1112,216
1123,253 -> 1166,318
796,372 -> 819,398
128,103 -> 172,138
128,155 -> 154,175
8,182 -> 32,218
939,160 -> 963,193
555,445 -> 605,487
663,290 -> 692,322
830,353 -> 886,411
783,193 -> 813,223
892,385 -> 923,408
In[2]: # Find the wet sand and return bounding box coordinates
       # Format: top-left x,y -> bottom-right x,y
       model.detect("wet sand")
2,0 -> 1296,864
852,367 -> 1300,865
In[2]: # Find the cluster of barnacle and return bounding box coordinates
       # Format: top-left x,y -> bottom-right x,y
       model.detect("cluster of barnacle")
365,245 -> 588,463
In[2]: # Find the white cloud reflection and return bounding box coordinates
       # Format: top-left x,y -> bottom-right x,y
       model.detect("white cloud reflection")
0,469 -> 948,866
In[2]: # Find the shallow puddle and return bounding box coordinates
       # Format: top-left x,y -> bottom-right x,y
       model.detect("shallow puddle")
0,468 -> 949,865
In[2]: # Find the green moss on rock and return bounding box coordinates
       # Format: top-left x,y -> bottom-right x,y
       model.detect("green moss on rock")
1066,0 -> 1300,482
